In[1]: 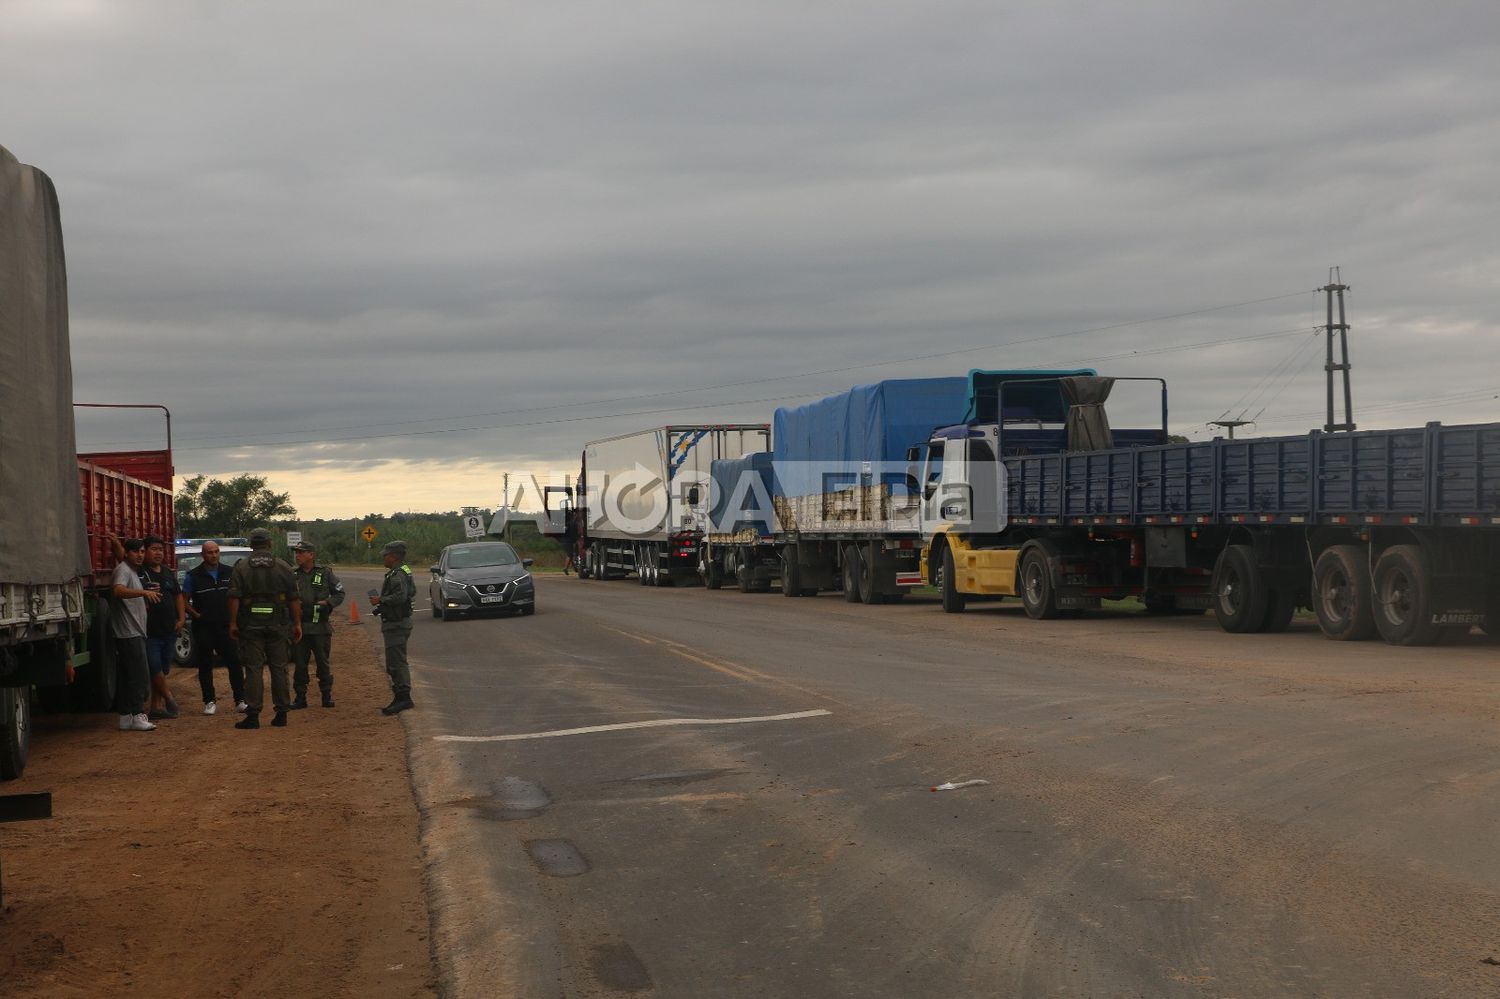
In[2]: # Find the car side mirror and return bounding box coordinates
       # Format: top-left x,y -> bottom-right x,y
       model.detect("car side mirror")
430,565 -> 442,575
522,558 -> 534,567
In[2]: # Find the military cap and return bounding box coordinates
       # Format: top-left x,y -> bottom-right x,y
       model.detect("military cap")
381,540 -> 408,556
292,540 -> 317,553
248,527 -> 273,547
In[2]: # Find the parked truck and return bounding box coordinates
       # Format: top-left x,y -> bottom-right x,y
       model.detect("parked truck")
915,373 -> 1499,646
1,144 -> 175,780
564,425 -> 771,585
700,371 -> 1104,601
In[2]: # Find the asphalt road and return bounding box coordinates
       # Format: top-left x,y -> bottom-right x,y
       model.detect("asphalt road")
351,568 -> 1500,998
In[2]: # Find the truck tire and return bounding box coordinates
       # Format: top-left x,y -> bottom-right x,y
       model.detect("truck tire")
1260,587 -> 1297,633
1313,545 -> 1376,641
940,546 -> 966,614
0,686 -> 30,781
1212,545 -> 1269,634
841,547 -> 863,603
1019,546 -> 1061,620
859,543 -> 885,605
700,549 -> 723,590
736,554 -> 755,593
1372,544 -> 1442,646
780,546 -> 802,597
637,545 -> 650,586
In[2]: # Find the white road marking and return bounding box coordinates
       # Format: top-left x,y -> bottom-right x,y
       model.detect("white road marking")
433,709 -> 832,743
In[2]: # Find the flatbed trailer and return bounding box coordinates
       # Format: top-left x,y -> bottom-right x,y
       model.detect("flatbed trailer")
920,382 -> 1499,645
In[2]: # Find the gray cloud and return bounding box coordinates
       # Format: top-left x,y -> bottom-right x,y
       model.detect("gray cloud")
6,1 -> 1499,514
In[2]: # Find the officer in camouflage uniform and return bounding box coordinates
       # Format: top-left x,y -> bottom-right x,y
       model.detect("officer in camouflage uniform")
228,528 -> 302,730
290,540 -> 345,709
371,539 -> 417,715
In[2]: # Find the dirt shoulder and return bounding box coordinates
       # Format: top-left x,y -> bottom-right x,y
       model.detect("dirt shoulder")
0,624 -> 435,997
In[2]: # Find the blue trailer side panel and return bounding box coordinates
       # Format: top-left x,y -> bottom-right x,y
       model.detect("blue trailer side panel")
772,377 -> 969,498
709,452 -> 777,537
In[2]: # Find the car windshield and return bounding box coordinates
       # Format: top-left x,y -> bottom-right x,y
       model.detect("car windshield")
447,544 -> 520,569
176,550 -> 252,579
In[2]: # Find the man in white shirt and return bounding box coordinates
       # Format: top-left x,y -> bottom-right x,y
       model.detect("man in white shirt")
110,537 -> 160,732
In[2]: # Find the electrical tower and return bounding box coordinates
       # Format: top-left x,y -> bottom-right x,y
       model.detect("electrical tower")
1323,268 -> 1355,432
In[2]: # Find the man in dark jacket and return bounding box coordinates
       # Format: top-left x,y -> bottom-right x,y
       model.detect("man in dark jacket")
290,540 -> 345,709
228,528 -> 301,730
181,540 -> 246,715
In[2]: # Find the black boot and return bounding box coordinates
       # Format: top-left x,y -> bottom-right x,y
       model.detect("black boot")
271,709 -> 288,727
235,712 -> 260,730
321,690 -> 335,708
290,693 -> 308,710
381,687 -> 413,715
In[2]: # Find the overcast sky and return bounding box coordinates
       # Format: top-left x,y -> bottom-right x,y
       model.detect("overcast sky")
6,1 -> 1498,519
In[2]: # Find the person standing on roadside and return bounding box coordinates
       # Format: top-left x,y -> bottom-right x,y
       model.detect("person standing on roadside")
109,537 -> 158,732
137,536 -> 183,720
227,528 -> 302,730
290,540 -> 345,709
181,540 -> 247,715
370,540 -> 416,715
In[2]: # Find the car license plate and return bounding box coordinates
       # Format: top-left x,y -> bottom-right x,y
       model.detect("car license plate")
479,595 -> 507,604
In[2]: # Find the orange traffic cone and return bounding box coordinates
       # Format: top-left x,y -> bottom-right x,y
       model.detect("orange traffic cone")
350,599 -> 361,625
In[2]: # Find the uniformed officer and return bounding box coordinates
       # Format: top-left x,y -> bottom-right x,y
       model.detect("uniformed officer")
228,528 -> 302,729
290,540 -> 345,709
370,539 -> 417,715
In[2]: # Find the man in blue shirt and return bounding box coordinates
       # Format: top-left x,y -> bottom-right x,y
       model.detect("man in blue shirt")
181,541 -> 246,715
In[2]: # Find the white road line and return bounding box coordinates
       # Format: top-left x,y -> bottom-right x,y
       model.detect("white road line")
432,709 -> 832,743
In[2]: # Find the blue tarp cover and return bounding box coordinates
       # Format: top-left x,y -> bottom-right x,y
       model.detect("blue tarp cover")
772,377 -> 969,498
708,451 -> 777,535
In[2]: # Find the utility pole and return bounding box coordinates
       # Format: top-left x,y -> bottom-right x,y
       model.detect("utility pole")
1323,268 -> 1355,432
502,472 -> 512,545
1208,419 -> 1254,440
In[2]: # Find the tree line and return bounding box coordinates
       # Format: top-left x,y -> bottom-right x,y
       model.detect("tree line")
173,474 -> 566,566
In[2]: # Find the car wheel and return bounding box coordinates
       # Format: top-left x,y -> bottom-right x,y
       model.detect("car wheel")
174,626 -> 194,666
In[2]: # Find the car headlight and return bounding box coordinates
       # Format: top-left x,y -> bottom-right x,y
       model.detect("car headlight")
516,573 -> 532,585
442,579 -> 468,593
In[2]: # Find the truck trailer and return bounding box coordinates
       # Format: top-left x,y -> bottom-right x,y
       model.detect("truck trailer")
916,374 -> 1500,646
568,425 -> 770,585
1,145 -> 175,780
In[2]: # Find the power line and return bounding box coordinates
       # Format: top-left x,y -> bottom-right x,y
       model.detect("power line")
91,286 -> 1315,449
165,324 -> 1319,452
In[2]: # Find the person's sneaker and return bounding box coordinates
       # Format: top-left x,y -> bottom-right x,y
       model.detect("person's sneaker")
164,700 -> 180,719
271,710 -> 288,728
321,693 -> 335,708
289,694 -> 308,710
119,714 -> 133,731
235,700 -> 249,713
129,713 -> 157,732
235,713 -> 260,730
203,701 -> 217,716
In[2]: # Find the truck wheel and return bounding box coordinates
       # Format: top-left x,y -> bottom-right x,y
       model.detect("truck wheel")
940,546 -> 967,614
842,547 -> 863,603
1019,546 -> 1061,620
1313,545 -> 1376,641
0,687 -> 30,781
594,544 -> 612,581
1372,544 -> 1442,646
780,546 -> 802,597
859,543 -> 885,605
637,545 -> 650,586
1212,545 -> 1269,633
735,552 -> 755,594
700,550 -> 723,590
